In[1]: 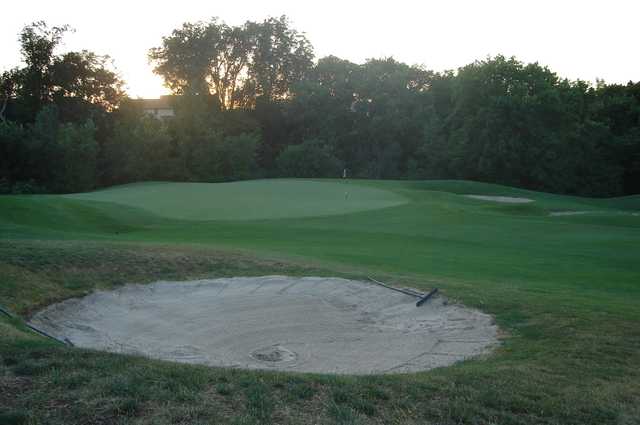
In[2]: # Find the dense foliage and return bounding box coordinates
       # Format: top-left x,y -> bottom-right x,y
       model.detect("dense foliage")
148,16 -> 314,109
1,19 -> 638,196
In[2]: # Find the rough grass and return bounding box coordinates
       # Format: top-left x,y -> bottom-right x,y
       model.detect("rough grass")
1,179 -> 639,424
0,240 -> 338,316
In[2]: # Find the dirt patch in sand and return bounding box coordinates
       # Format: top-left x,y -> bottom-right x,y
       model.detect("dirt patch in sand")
29,276 -> 498,375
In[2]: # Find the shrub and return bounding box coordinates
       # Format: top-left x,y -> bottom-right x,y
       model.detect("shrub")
276,138 -> 343,178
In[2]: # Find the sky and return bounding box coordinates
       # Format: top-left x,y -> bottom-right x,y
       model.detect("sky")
2,0 -> 639,98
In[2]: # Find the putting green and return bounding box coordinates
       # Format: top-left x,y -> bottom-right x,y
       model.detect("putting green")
63,179 -> 407,220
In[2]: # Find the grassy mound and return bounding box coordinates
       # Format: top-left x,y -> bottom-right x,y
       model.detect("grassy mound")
62,179 -> 407,220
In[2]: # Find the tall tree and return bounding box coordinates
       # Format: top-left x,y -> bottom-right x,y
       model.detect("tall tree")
150,16 -> 314,110
149,21 -> 222,98
51,50 -> 124,111
18,21 -> 69,116
243,16 -> 314,105
0,69 -> 20,123
6,22 -> 124,123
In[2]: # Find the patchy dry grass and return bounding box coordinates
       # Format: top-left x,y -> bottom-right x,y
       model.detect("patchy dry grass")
0,240 -> 340,317
0,240 -> 639,424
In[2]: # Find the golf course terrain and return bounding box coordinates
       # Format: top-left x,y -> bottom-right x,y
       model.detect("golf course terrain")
1,178 -> 639,424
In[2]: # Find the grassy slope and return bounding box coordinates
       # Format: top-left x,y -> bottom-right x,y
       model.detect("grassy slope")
0,179 -> 639,425
62,179 -> 407,220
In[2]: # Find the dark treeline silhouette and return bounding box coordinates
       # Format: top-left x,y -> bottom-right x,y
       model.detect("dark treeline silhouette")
1,19 -> 639,196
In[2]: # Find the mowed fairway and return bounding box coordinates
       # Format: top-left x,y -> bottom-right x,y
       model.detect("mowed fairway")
63,179 -> 407,220
1,179 -> 639,424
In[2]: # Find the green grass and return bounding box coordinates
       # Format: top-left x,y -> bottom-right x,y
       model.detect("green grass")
1,179 -> 639,424
62,179 -> 407,220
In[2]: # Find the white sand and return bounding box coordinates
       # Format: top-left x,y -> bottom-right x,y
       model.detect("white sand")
30,276 -> 498,375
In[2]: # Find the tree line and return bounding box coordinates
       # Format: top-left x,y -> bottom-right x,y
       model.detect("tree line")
1,19 -> 638,196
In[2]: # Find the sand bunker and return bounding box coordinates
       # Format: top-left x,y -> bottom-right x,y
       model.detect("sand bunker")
464,195 -> 534,203
30,276 -> 498,375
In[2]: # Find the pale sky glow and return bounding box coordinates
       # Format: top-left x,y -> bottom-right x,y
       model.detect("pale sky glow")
3,0 -> 639,98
